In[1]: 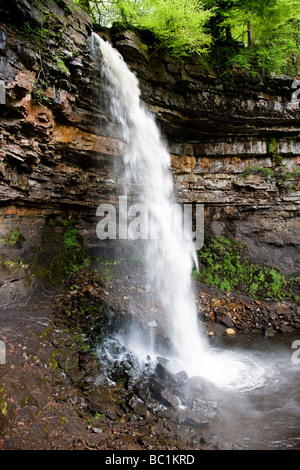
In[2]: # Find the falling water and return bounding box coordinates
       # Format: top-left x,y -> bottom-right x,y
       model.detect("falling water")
92,33 -> 208,375
90,35 -> 300,449
92,34 -> 298,395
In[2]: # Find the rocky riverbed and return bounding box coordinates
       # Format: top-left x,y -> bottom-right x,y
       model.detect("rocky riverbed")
0,260 -> 299,451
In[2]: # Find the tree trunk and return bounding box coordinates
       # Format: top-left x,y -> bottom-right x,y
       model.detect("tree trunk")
248,13 -> 254,46
226,26 -> 232,42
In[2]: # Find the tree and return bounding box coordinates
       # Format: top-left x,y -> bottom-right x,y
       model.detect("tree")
75,0 -> 213,57
74,0 -> 299,75
204,0 -> 300,74
74,0 -> 91,13
203,0 -> 235,43
116,0 -> 213,56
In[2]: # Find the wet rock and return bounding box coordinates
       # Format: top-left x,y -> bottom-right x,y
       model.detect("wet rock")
278,324 -> 294,334
78,352 -> 98,373
57,352 -> 79,374
175,370 -> 189,386
216,314 -> 233,328
264,326 -> 275,338
133,380 -> 152,403
155,363 -> 178,387
148,372 -> 182,409
0,31 -> 6,50
148,375 -> 164,397
177,409 -> 209,429
186,376 -> 215,393
160,389 -> 180,408
87,425 -> 103,434
86,395 -> 107,416
77,376 -> 95,391
114,31 -> 149,64
127,395 -> 148,417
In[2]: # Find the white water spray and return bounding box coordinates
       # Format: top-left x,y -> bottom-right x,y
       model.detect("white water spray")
93,34 -> 207,372
93,34 -> 274,391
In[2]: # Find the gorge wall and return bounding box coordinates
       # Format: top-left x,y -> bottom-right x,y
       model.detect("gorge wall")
0,0 -> 299,308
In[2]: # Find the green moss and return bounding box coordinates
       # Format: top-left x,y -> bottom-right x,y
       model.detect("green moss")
242,166 -> 274,178
55,58 -> 70,75
5,227 -> 23,247
32,219 -> 91,285
268,138 -> 278,155
277,166 -> 300,190
0,387 -> 8,435
32,74 -> 53,107
0,388 -> 8,417
14,21 -> 48,46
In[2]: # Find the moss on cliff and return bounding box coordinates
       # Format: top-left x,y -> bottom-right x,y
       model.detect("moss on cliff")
31,218 -> 91,285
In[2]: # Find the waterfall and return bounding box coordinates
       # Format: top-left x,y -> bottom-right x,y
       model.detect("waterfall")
92,35 -> 273,393
92,33 -> 208,376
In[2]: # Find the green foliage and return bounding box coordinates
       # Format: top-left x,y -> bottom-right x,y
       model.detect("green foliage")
214,0 -> 300,75
192,236 -> 295,301
55,58 -> 70,75
98,257 -> 125,281
278,167 -> 300,181
77,0 -> 212,57
277,166 -> 300,190
14,20 -> 48,46
32,72 -> 53,107
118,0 -> 212,57
242,166 -> 274,178
33,219 -> 91,285
13,8 -> 72,107
268,138 -> 278,155
5,228 -> 23,247
74,0 -> 299,75
2,259 -> 28,272
0,387 -> 8,418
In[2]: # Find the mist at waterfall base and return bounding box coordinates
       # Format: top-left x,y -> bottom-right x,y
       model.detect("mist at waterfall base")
92,34 -> 300,448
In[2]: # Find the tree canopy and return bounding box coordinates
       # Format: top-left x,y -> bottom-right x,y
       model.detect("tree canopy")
74,0 -> 300,76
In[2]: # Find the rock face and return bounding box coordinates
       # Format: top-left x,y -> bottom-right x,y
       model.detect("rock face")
111,31 -> 300,276
0,0 -> 299,310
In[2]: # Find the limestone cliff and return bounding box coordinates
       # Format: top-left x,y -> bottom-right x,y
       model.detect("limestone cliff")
112,31 -> 300,277
0,0 -> 299,308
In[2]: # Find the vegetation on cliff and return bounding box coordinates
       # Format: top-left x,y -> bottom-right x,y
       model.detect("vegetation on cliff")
74,0 -> 300,76
192,236 -> 300,302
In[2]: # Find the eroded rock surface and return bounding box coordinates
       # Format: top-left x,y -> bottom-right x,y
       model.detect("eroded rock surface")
0,0 -> 299,286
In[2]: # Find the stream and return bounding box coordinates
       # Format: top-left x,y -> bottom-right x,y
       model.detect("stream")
206,332 -> 300,449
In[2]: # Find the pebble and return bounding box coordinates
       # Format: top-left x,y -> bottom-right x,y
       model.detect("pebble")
225,328 -> 236,336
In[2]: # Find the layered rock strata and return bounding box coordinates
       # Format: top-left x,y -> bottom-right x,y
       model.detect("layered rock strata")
0,0 -> 299,311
